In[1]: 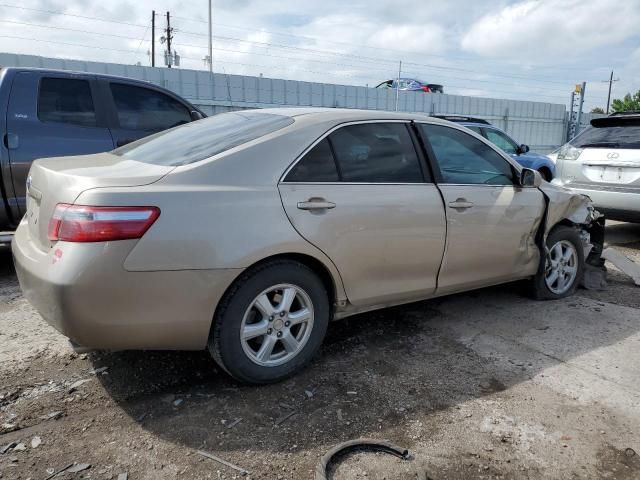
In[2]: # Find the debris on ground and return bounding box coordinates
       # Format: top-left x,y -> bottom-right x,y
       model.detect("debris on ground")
626,448 -> 636,457
0,442 -> 17,454
173,398 -> 183,407
13,443 -> 26,452
31,436 -> 42,448
117,473 -> 128,480
274,410 -> 297,426
226,418 -> 242,429
44,463 -> 74,480
602,247 -> 640,286
315,439 -> 410,480
582,263 -> 608,290
67,463 -> 91,473
196,449 -> 250,476
68,379 -> 92,393
90,366 -> 108,375
305,389 -> 315,398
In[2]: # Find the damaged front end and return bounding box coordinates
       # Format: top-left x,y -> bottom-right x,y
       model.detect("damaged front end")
539,183 -> 606,289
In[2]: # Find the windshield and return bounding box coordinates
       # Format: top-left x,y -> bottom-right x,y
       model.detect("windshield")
571,125 -> 640,149
113,111 -> 294,166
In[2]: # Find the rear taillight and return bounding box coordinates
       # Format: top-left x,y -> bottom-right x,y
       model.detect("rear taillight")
421,85 -> 431,92
48,204 -> 160,242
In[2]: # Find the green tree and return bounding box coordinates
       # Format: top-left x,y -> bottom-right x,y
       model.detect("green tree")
590,107 -> 605,114
611,90 -> 640,113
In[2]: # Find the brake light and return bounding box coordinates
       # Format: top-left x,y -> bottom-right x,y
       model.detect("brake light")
48,204 -> 160,242
421,85 -> 431,92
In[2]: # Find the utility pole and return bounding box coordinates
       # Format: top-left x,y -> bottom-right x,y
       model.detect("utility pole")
395,60 -> 402,112
208,0 -> 213,73
166,11 -> 173,68
151,10 -> 155,67
603,71 -> 620,114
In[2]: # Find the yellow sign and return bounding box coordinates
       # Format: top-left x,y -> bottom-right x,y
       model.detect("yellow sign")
575,84 -> 582,93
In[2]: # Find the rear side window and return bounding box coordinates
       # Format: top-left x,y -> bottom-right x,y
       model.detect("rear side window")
38,78 -> 97,127
110,83 -> 191,132
329,123 -> 424,183
114,111 -> 294,166
285,139 -> 339,182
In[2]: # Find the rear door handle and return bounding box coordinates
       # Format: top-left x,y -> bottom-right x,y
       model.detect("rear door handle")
297,199 -> 336,211
448,199 -> 474,210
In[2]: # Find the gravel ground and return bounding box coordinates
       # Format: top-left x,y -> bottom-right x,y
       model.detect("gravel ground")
0,222 -> 639,479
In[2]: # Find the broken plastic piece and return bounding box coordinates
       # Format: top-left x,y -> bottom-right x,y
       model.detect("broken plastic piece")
315,439 -> 410,480
602,247 -> 640,286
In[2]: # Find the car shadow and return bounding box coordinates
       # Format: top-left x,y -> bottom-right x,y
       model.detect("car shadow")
90,278 -> 640,456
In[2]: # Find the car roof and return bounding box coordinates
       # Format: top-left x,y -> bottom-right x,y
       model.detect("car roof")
1,66 -> 158,87
256,107 -> 453,124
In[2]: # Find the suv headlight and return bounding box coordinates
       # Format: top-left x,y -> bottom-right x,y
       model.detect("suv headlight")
557,143 -> 583,161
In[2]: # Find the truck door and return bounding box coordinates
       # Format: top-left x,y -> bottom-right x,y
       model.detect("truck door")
5,71 -> 113,217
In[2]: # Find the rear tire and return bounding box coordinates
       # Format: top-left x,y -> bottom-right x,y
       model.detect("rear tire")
530,226 -> 584,300
209,260 -> 329,384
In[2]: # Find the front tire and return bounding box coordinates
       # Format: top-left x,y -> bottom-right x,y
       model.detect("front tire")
530,226 -> 584,300
209,260 -> 329,384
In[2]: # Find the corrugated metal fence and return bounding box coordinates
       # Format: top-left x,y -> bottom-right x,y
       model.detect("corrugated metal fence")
1,52 -> 569,153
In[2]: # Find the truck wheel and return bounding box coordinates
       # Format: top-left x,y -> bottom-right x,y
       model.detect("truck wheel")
209,260 -> 329,384
530,226 -> 584,300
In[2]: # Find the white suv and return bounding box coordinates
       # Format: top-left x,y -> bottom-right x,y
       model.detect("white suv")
552,113 -> 640,223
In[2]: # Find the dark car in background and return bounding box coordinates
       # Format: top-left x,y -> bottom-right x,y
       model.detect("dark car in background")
0,67 -> 205,240
432,115 -> 556,181
376,78 -> 444,93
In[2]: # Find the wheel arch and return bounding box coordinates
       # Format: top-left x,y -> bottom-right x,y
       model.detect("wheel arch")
208,251 -> 343,342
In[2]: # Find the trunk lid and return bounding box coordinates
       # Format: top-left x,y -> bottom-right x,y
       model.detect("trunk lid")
578,148 -> 640,187
25,152 -> 174,250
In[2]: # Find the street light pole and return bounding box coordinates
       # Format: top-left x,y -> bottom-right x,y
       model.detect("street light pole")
606,70 -> 614,114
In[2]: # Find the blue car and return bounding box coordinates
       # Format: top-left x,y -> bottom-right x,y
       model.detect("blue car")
432,115 -> 555,181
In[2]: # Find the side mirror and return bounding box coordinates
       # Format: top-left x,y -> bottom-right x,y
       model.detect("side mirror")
517,144 -> 530,155
190,110 -> 204,121
520,168 -> 542,187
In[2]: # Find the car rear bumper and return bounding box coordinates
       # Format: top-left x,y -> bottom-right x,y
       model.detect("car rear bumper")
12,220 -> 241,350
565,185 -> 640,222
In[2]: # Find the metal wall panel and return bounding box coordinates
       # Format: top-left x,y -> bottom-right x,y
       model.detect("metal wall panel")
0,52 -> 569,152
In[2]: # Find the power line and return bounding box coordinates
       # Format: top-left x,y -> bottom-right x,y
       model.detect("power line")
0,3 -> 147,28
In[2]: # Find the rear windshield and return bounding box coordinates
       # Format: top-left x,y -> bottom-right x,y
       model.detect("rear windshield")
113,111 -> 294,166
571,125 -> 640,149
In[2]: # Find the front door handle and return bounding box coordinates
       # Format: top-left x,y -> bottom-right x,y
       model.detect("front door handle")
297,198 -> 336,211
448,199 -> 474,210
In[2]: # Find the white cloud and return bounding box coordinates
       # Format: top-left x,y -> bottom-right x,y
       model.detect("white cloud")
461,0 -> 640,61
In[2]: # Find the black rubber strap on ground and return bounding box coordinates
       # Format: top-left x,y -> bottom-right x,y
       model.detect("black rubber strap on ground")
315,439 -> 410,480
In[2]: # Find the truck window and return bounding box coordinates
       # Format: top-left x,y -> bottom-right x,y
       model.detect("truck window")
110,83 -> 192,132
38,78 -> 97,127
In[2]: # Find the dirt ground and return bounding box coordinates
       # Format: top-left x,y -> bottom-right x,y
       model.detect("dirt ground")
1,222 -> 639,480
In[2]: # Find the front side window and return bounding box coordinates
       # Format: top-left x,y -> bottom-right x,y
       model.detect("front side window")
110,83 -> 192,132
285,138 -> 339,182
484,128 -> 518,155
329,123 -> 424,183
38,78 -> 97,127
421,124 -> 514,185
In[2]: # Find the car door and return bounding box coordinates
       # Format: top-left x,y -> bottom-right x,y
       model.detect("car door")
418,122 -> 545,294
279,121 -> 446,307
5,71 -> 114,217
104,81 -> 193,147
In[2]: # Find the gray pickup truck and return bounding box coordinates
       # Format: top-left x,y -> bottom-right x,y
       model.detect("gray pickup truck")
0,67 -> 205,245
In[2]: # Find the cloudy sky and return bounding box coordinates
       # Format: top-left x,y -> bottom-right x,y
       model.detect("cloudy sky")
2,0 -> 639,110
